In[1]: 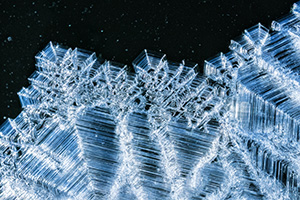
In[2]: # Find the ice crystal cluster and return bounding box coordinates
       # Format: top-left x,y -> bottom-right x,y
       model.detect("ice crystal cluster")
3,3 -> 300,200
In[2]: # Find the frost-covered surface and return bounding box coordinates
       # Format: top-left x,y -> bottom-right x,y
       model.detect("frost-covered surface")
2,2 -> 300,200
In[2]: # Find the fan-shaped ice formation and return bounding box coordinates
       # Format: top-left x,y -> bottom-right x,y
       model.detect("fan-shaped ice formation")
2,2 -> 300,200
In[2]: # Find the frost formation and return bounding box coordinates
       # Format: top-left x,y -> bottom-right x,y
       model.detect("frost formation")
2,2 -> 300,200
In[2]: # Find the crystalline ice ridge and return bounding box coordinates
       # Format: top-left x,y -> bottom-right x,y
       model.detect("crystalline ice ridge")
3,3 -> 300,200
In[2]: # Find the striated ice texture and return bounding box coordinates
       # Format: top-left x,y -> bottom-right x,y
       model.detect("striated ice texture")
2,2 -> 300,200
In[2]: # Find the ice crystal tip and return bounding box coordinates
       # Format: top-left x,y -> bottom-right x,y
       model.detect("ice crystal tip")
2,1 -> 300,200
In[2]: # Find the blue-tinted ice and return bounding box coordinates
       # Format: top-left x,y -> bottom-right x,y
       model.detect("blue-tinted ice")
2,2 -> 300,200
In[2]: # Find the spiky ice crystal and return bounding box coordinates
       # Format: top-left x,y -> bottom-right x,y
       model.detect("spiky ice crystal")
3,2 -> 300,200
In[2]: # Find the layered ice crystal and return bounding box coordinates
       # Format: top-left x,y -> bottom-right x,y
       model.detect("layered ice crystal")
2,2 -> 300,200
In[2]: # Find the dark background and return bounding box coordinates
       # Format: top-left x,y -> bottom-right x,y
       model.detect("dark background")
0,0 -> 298,124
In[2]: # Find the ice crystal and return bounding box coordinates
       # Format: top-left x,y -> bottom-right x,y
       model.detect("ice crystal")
2,2 -> 300,200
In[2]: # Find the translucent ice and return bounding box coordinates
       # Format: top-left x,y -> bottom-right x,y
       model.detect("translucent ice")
2,2 -> 300,200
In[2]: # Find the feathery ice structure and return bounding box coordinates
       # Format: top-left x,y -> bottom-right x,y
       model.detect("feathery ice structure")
2,2 -> 300,200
